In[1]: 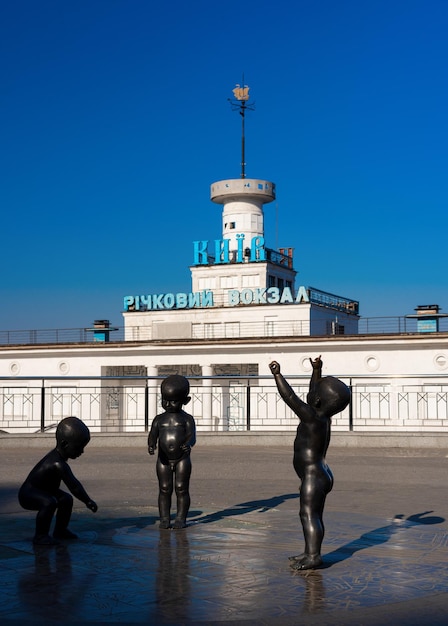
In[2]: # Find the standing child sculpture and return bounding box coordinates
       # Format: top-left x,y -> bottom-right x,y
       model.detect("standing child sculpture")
269,356 -> 350,570
18,416 -> 98,545
148,375 -> 196,529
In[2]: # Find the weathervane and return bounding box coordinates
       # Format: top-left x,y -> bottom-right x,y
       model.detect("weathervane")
228,77 -> 255,179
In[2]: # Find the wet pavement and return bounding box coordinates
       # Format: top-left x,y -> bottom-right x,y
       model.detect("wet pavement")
1,445 -> 448,625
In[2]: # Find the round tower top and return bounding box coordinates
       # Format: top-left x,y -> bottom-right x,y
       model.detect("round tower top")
210,179 -> 275,205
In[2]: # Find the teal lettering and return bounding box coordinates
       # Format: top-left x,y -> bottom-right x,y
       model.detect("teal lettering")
201,290 -> 214,307
267,287 -> 280,303
228,290 -> 240,306
280,287 -> 294,303
193,240 -> 208,265
124,284 -> 307,312
139,295 -> 150,311
236,233 -> 245,263
250,236 -> 266,261
241,289 -> 253,304
123,296 -> 134,311
152,294 -> 164,309
214,239 -> 230,264
252,288 -> 267,304
163,294 -> 175,308
188,292 -> 201,307
176,293 -> 188,308
295,286 -> 310,303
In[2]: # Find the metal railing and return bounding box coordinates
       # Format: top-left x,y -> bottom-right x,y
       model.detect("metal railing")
0,327 -> 125,345
1,317 -> 447,346
357,317 -> 441,334
1,374 -> 447,435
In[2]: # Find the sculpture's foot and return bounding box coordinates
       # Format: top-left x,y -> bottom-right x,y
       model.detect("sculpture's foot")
33,534 -> 59,546
290,554 -> 323,571
173,518 -> 187,529
53,529 -> 78,540
159,519 -> 171,530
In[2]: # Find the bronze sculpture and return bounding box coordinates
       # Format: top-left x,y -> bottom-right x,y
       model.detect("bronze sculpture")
18,416 -> 98,545
148,375 -> 196,529
270,356 -> 350,569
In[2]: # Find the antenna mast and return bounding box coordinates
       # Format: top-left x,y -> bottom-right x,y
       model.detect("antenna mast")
228,77 -> 255,179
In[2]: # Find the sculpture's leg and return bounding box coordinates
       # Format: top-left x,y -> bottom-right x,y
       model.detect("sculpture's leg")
53,491 -> 76,539
291,470 -> 330,570
34,500 -> 59,544
157,459 -> 173,529
173,457 -> 191,529
292,507 -> 324,570
301,506 -> 325,557
19,485 -> 59,545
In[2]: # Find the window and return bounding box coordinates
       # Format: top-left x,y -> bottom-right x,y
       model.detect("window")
221,276 -> 237,288
198,277 -> 216,290
242,274 -> 259,287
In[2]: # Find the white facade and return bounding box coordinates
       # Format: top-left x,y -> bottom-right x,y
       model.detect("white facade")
123,302 -> 359,341
1,333 -> 447,434
1,333 -> 447,380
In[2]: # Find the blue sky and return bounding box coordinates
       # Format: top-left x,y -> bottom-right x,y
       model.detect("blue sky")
1,0 -> 447,330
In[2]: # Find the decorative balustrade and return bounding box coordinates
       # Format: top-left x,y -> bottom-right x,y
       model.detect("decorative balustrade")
1,375 -> 447,434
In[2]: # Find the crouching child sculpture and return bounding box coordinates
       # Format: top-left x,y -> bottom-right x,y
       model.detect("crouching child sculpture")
18,416 -> 98,545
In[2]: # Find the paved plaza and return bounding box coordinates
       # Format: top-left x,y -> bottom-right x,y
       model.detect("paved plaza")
1,442 -> 448,625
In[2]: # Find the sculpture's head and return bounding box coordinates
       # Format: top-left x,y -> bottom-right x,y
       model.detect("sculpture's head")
56,416 -> 91,459
161,375 -> 190,411
308,376 -> 351,417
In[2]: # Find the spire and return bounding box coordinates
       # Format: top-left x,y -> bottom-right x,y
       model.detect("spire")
228,77 -> 255,179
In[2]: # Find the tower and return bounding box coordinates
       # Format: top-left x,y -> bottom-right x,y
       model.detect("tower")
190,82 -> 296,306
210,178 -> 275,257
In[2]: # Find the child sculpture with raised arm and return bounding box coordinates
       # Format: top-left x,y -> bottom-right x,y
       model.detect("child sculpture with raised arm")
148,374 -> 196,529
18,416 -> 97,545
269,356 -> 350,570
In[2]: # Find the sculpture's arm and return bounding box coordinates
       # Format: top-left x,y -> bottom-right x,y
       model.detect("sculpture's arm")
147,416 -> 159,455
182,413 -> 196,453
59,461 -> 96,510
269,361 -> 314,422
309,356 -> 323,395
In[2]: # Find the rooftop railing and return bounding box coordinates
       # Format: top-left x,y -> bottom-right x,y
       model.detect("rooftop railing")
0,316 -> 447,346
